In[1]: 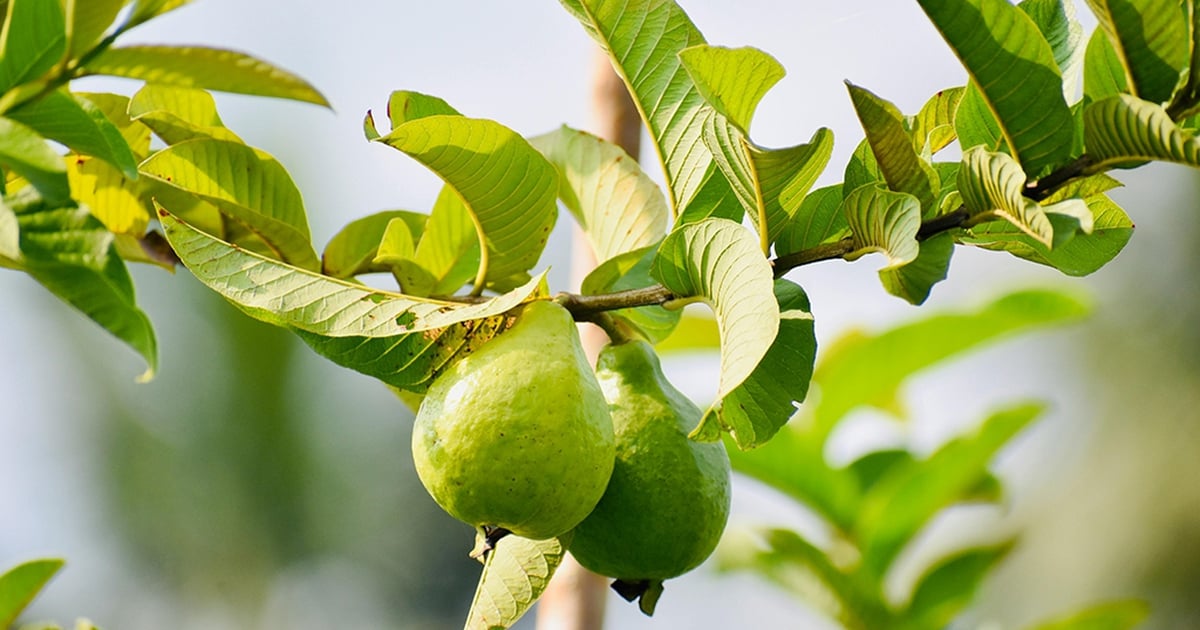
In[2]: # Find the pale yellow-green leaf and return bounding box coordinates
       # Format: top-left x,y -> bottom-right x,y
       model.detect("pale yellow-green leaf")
842,186 -> 922,270
1084,93 -> 1200,168
463,535 -> 568,630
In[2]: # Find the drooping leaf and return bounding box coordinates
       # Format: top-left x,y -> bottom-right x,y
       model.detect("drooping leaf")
139,137 -> 320,270
842,185 -> 922,270
321,210 -> 428,278
66,0 -> 124,56
717,279 -> 816,449
847,82 -> 938,212
810,288 -> 1090,440
0,558 -> 64,627
1020,0 -> 1086,100
751,130 -> 834,244
774,184 -> 848,255
911,86 -> 965,155
128,84 -> 243,144
581,245 -> 680,343
1084,27 -> 1131,103
559,0 -> 725,215
0,0 -> 66,94
856,403 -> 1043,577
0,117 -> 70,204
1084,93 -> 1200,168
1085,0 -> 1188,104
12,190 -> 156,379
8,89 -> 138,179
650,218 -> 779,441
83,45 -> 330,107
878,232 -> 954,305
160,208 -> 545,391
464,534 -> 569,630
1026,600 -> 1150,630
530,126 -> 668,263
678,45 -> 785,133
918,0 -> 1075,175
375,115 -> 558,292
958,146 -> 1056,246
962,192 -> 1131,275
903,542 -> 1016,629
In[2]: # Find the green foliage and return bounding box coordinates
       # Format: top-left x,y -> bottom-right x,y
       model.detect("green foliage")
0,559 -> 63,627
464,534 -> 570,630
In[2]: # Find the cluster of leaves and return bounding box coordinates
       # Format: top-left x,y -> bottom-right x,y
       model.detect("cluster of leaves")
717,288 -> 1149,630
0,559 -> 96,630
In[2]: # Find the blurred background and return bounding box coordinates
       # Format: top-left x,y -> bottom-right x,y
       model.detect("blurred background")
1,1 -> 1197,628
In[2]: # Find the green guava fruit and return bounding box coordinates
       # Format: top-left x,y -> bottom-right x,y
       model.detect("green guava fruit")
411,300 -> 616,540
568,340 -> 731,600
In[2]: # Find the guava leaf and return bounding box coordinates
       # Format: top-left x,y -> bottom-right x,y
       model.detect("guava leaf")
139,137 -> 319,271
463,534 -> 568,630
718,279 -> 816,449
159,208 -> 545,390
559,0 -> 726,216
66,154 -> 146,236
406,185 -> 482,297
66,0 -> 124,56
0,198 -> 19,263
847,82 -> 938,213
878,232 -> 954,305
677,45 -> 785,133
581,245 -> 680,344
11,190 -> 156,380
774,184 -> 848,255
676,162 -> 744,225
8,89 -> 138,179
856,403 -> 1042,578
810,288 -> 1090,440
530,126 -> 668,263
83,45 -> 330,107
653,311 -> 720,353
955,83 -> 1007,154
0,117 -> 70,205
918,0 -> 1075,176
1085,0 -> 1188,105
125,0 -> 193,28
375,115 -> 558,292
1084,94 -> 1200,168
1025,600 -> 1150,630
912,87 -> 965,155
650,218 -> 778,441
844,139 -> 885,198
842,185 -> 922,270
1019,0 -> 1085,100
0,0 -> 65,94
322,210 -> 428,278
387,90 -> 460,127
128,84 -> 243,145
904,541 -> 1016,629
1084,28 -> 1131,103
0,558 -> 64,627
958,146 -> 1059,246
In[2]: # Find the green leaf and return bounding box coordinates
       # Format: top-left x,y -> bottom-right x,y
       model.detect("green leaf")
387,90 -> 460,127
0,196 -> 18,263
810,288 -> 1090,439
716,279 -> 816,449
0,558 -> 64,627
128,84 -> 243,145
83,45 -> 330,107
8,89 -> 138,179
0,117 -> 69,204
857,403 -> 1043,577
559,0 -> 725,215
1084,27 -> 1131,103
911,86 -> 965,155
375,115 -> 558,292
650,218 -> 779,441
1020,0 -> 1086,99
139,137 -> 320,271
955,83 -> 1007,153
373,217 -> 418,265
1026,600 -> 1150,630
774,184 -> 848,255
12,190 -> 157,379
918,0 -> 1075,175
406,185 -> 482,297
842,185 -> 922,270
159,208 -> 545,390
676,162 -> 744,225
66,0 -> 124,57
879,232 -> 954,305
1084,93 -> 1200,168
1085,0 -> 1188,104
961,193 -> 1132,275
0,0 -> 65,95
529,126 -> 668,263
678,45 -> 785,133
581,245 -> 680,343
958,146 -> 1057,246
844,139 -> 885,197
847,82 -> 938,212
76,92 -> 151,156
751,130 -> 834,245
66,153 -> 147,236
463,534 -> 569,630
903,542 -> 1015,629
654,311 -> 719,352
125,0 -> 193,28
321,210 -> 428,278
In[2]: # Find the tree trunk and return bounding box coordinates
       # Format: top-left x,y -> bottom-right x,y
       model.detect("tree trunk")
534,51 -> 642,630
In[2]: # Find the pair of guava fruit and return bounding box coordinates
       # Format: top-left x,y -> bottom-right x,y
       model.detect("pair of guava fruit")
410,300 -> 731,606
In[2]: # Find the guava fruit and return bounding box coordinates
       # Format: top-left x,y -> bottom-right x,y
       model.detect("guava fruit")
568,340 -> 731,608
411,300 -> 616,540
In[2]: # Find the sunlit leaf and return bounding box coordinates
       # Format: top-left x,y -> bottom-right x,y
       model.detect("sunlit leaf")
911,86 -> 964,155
774,184 -> 848,256
676,162 -> 743,225
654,310 -> 719,352
847,82 -> 938,213
650,218 -> 779,441
903,542 -> 1015,629
0,558 -> 64,627
83,45 -> 330,107
322,210 -> 428,278
66,154 -> 146,235
66,0 -> 124,57
679,45 -> 784,133
0,197 -> 18,263
0,117 -> 69,205
125,0 -> 193,28
1026,599 -> 1150,630
955,83 -> 1007,153
464,534 -> 568,630
405,185 -> 482,297
1084,93 -> 1200,168
918,0 -> 1075,175
128,84 -> 243,144
752,130 -> 834,244
1084,27 -> 1130,103
530,126 -> 668,262
958,146 -> 1056,246
878,232 -> 954,305
581,246 -> 680,344
844,139 -> 884,196
842,185 -> 921,270
0,0 -> 65,94
1085,0 -> 1188,104
8,89 -> 138,178
1020,0 -> 1085,100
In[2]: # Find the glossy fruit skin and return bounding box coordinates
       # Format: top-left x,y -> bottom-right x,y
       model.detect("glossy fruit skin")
569,340 -> 731,581
411,300 -> 615,540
